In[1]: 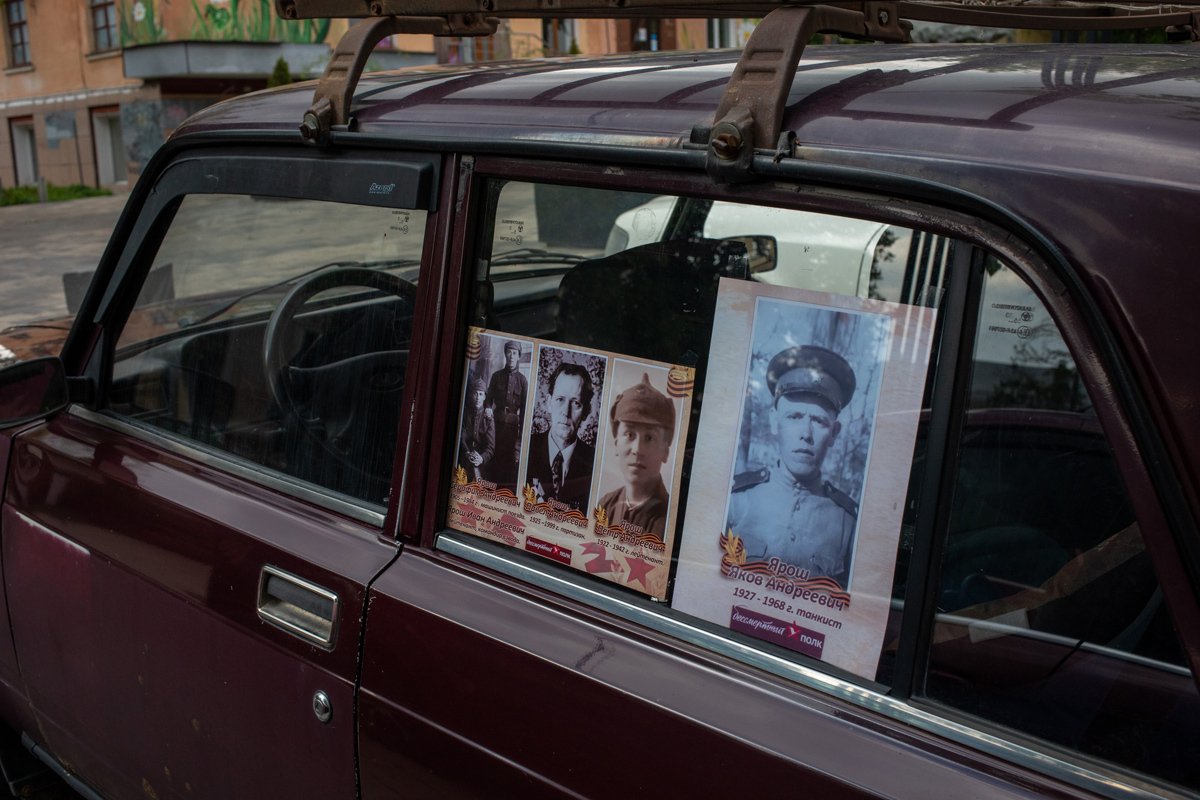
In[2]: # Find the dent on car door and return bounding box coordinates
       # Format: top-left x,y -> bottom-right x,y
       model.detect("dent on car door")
0,150 -> 438,799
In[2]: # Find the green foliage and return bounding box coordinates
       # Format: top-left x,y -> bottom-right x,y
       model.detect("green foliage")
267,56 -> 293,87
273,16 -> 330,43
0,184 -> 113,207
119,0 -> 167,46
189,0 -> 329,42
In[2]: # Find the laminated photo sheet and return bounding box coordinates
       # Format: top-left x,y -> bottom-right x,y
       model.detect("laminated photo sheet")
673,280 -> 937,679
447,327 -> 695,600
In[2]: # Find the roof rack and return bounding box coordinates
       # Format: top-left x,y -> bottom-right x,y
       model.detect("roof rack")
283,0 -> 1199,180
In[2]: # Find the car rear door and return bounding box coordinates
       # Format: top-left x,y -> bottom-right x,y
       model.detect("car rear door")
355,157 -> 1200,799
1,145 -> 444,799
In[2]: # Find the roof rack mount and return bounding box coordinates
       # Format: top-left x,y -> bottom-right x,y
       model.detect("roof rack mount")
299,13 -> 499,144
697,3 -> 908,182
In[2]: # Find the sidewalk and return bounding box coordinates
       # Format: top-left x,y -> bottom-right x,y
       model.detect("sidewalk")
0,193 -> 128,334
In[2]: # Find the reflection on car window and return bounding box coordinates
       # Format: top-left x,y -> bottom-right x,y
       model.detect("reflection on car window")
107,194 -> 428,508
925,262 -> 1200,791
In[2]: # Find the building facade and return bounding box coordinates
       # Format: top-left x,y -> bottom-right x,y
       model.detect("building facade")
3,3 -> 734,190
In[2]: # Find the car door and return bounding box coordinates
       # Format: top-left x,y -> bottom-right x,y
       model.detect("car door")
1,146 -> 443,799
355,158 -> 1200,798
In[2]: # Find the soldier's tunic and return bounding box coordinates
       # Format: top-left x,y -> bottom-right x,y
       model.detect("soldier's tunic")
726,466 -> 857,587
599,479 -> 670,540
485,366 -> 527,488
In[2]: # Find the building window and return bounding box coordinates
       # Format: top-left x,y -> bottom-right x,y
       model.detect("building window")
541,19 -> 574,55
91,0 -> 117,52
6,0 -> 30,67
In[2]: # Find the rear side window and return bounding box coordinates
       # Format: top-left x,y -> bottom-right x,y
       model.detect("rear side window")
447,179 -> 944,678
923,262 -> 1200,790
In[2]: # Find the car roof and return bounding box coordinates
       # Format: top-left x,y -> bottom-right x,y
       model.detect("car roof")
176,43 -> 1200,187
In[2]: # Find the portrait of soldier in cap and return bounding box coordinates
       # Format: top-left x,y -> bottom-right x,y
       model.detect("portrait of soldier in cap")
598,371 -> 677,540
726,344 -> 859,587
484,338 -> 529,492
458,376 -> 496,483
526,349 -> 603,512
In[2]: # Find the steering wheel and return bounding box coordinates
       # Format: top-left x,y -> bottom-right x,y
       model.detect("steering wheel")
263,266 -> 415,495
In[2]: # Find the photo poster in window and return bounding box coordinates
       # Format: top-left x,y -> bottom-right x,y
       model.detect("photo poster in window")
673,280 -> 936,679
446,327 -> 694,600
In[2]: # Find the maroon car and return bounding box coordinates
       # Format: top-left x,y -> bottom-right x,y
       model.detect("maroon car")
1,1 -> 1199,798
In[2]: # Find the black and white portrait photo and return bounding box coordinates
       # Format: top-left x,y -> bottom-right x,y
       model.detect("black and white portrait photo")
724,297 -> 891,588
455,332 -> 533,491
595,361 -> 682,541
524,345 -> 607,513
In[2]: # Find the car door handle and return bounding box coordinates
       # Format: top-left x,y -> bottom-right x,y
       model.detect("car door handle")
257,566 -> 339,650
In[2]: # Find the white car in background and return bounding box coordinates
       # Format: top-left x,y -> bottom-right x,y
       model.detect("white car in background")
606,195 -> 895,298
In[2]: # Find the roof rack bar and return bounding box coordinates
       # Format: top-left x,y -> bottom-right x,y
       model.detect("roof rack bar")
299,14 -> 498,145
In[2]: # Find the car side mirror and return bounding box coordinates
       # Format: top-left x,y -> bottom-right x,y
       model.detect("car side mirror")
723,235 -> 778,274
0,356 -> 70,429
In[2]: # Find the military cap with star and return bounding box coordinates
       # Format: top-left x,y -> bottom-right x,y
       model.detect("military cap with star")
766,345 -> 856,412
609,373 -> 675,432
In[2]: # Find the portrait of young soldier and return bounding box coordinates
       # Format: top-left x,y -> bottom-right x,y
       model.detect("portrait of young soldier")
726,345 -> 859,587
484,339 -> 528,492
527,359 -> 598,512
598,373 -> 675,540
458,377 -> 496,483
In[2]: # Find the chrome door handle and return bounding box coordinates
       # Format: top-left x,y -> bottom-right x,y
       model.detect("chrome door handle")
257,566 -> 339,649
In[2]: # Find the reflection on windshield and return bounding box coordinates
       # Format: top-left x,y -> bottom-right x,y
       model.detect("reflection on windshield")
182,258 -> 422,329
116,195 -> 428,353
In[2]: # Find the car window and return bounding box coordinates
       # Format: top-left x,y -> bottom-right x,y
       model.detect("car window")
924,261 -> 1200,791
105,193 -> 428,509
447,177 -> 945,679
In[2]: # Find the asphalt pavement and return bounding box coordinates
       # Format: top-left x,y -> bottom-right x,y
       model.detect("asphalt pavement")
0,193 -> 128,334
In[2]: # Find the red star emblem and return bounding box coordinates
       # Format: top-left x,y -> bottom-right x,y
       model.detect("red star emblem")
624,556 -> 656,590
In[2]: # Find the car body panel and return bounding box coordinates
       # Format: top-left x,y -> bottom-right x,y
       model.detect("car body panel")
359,548 -> 1101,800
2,411 -> 395,798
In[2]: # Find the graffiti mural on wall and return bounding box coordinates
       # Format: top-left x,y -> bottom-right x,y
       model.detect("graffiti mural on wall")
119,0 -> 331,46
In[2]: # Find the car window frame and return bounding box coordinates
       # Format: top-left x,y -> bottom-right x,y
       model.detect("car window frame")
414,153 -> 1200,800
65,143 -> 444,527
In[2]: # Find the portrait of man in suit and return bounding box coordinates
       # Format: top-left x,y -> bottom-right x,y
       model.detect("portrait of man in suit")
526,355 -> 602,513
